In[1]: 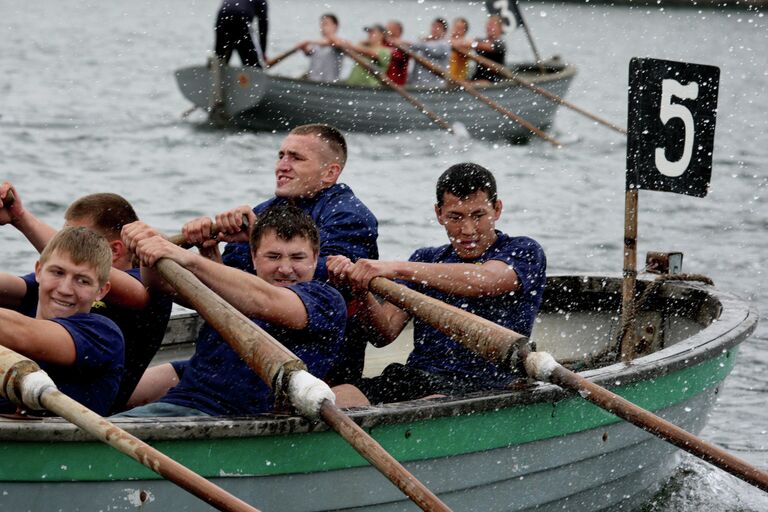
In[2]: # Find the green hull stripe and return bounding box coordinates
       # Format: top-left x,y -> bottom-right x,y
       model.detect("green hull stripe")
0,350 -> 736,482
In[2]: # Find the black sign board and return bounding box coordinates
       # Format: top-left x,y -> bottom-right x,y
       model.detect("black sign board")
626,57 -> 720,198
485,0 -> 525,27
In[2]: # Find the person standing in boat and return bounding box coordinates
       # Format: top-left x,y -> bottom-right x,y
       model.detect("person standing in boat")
407,18 -> 451,88
0,227 -> 124,416
328,163 -> 546,404
296,13 -> 344,83
214,0 -> 268,67
118,204 -> 346,417
470,15 -> 507,82
126,124 -> 378,403
331,24 -> 391,88
384,20 -> 409,85
0,185 -> 173,414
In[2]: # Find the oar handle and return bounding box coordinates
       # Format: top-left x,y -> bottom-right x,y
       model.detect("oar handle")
0,346 -> 260,512
338,45 -> 455,134
397,43 -> 561,147
368,277 -> 530,371
168,214 -> 250,249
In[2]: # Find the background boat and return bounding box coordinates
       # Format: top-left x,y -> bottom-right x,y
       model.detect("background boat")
0,275 -> 757,511
174,60 -> 576,142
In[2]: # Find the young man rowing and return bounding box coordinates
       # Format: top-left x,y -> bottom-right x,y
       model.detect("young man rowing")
0,227 -> 124,416
119,204 -> 346,416
329,163 -> 547,404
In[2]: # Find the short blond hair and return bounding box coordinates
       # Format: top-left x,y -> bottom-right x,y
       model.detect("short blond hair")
40,227 -> 112,286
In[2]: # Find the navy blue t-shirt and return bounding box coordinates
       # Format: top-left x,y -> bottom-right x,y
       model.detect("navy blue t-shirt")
22,270 -> 172,413
221,183 -> 379,281
0,275 -> 125,416
405,231 -> 546,388
160,280 -> 346,416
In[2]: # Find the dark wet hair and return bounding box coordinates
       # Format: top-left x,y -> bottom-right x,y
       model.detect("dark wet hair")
434,18 -> 449,32
321,13 -> 338,26
249,203 -> 320,255
436,163 -> 498,207
289,123 -> 347,168
65,193 -> 138,241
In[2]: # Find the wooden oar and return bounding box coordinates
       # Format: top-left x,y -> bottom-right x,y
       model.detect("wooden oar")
154,259 -> 452,512
266,46 -> 301,68
455,47 -> 627,135
396,43 -> 562,147
0,347 -> 260,512
366,277 -> 768,493
337,44 -> 456,134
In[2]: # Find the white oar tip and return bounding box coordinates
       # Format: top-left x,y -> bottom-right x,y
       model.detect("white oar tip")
524,351 -> 559,382
20,370 -> 57,411
288,370 -> 335,419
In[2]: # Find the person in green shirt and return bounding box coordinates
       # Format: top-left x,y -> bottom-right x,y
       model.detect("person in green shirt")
331,24 -> 392,87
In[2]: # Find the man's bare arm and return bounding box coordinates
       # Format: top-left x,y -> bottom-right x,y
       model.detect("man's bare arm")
0,309 -> 77,365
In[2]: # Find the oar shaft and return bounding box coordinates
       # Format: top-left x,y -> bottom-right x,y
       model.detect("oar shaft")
266,46 -> 300,68
398,43 -> 561,147
154,259 -> 452,510
548,364 -> 768,492
369,277 -> 526,368
455,48 -> 627,135
320,401 -> 451,512
168,214 -> 250,249
41,390 -> 261,512
0,347 -> 259,512
338,46 -> 455,133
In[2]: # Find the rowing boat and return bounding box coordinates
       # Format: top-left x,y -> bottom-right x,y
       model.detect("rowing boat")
174,60 -> 576,142
0,274 -> 756,511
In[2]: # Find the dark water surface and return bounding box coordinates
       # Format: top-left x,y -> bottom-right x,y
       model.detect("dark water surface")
1,1 -> 766,509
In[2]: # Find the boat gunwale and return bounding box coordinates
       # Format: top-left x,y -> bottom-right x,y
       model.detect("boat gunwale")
0,275 -> 756,442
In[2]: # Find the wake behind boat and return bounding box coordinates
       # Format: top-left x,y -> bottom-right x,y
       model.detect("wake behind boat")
174,59 -> 576,142
0,274 -> 757,511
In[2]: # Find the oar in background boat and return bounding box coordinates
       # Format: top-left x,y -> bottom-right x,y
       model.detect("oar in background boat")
154,258 -> 452,512
333,43 -> 460,136
454,47 -> 627,135
365,277 -> 768,494
0,347 -> 260,512
265,46 -> 301,68
395,42 -> 562,147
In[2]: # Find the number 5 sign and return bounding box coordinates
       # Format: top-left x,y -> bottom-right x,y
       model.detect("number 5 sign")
626,58 -> 720,198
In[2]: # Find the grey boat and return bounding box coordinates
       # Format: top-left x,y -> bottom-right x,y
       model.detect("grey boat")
0,275 -> 757,511
174,60 -> 576,142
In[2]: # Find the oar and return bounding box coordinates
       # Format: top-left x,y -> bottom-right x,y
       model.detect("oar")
154,258 -> 452,512
396,43 -> 562,147
366,277 -> 768,493
454,47 -> 627,135
266,46 -> 301,68
336,44 -> 457,134
0,347 -> 260,512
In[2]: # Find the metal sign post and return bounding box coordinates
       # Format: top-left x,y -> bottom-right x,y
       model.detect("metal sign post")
619,57 -> 720,360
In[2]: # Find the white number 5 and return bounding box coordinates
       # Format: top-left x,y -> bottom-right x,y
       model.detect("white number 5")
654,79 -> 699,177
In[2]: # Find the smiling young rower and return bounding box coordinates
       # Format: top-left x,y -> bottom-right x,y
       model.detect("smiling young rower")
0,227 -> 124,416
118,204 -> 346,417
328,163 -> 547,404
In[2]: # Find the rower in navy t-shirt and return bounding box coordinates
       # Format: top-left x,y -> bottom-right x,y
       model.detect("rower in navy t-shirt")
119,204 -> 346,417
328,163 -> 546,405
0,227 -> 124,416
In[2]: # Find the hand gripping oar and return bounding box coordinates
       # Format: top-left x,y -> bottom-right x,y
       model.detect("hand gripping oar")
0,347 -> 260,512
167,214 -> 251,249
154,259 -> 452,512
337,45 -> 457,135
454,47 -> 627,135
396,43 -> 562,147
366,277 -> 768,494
